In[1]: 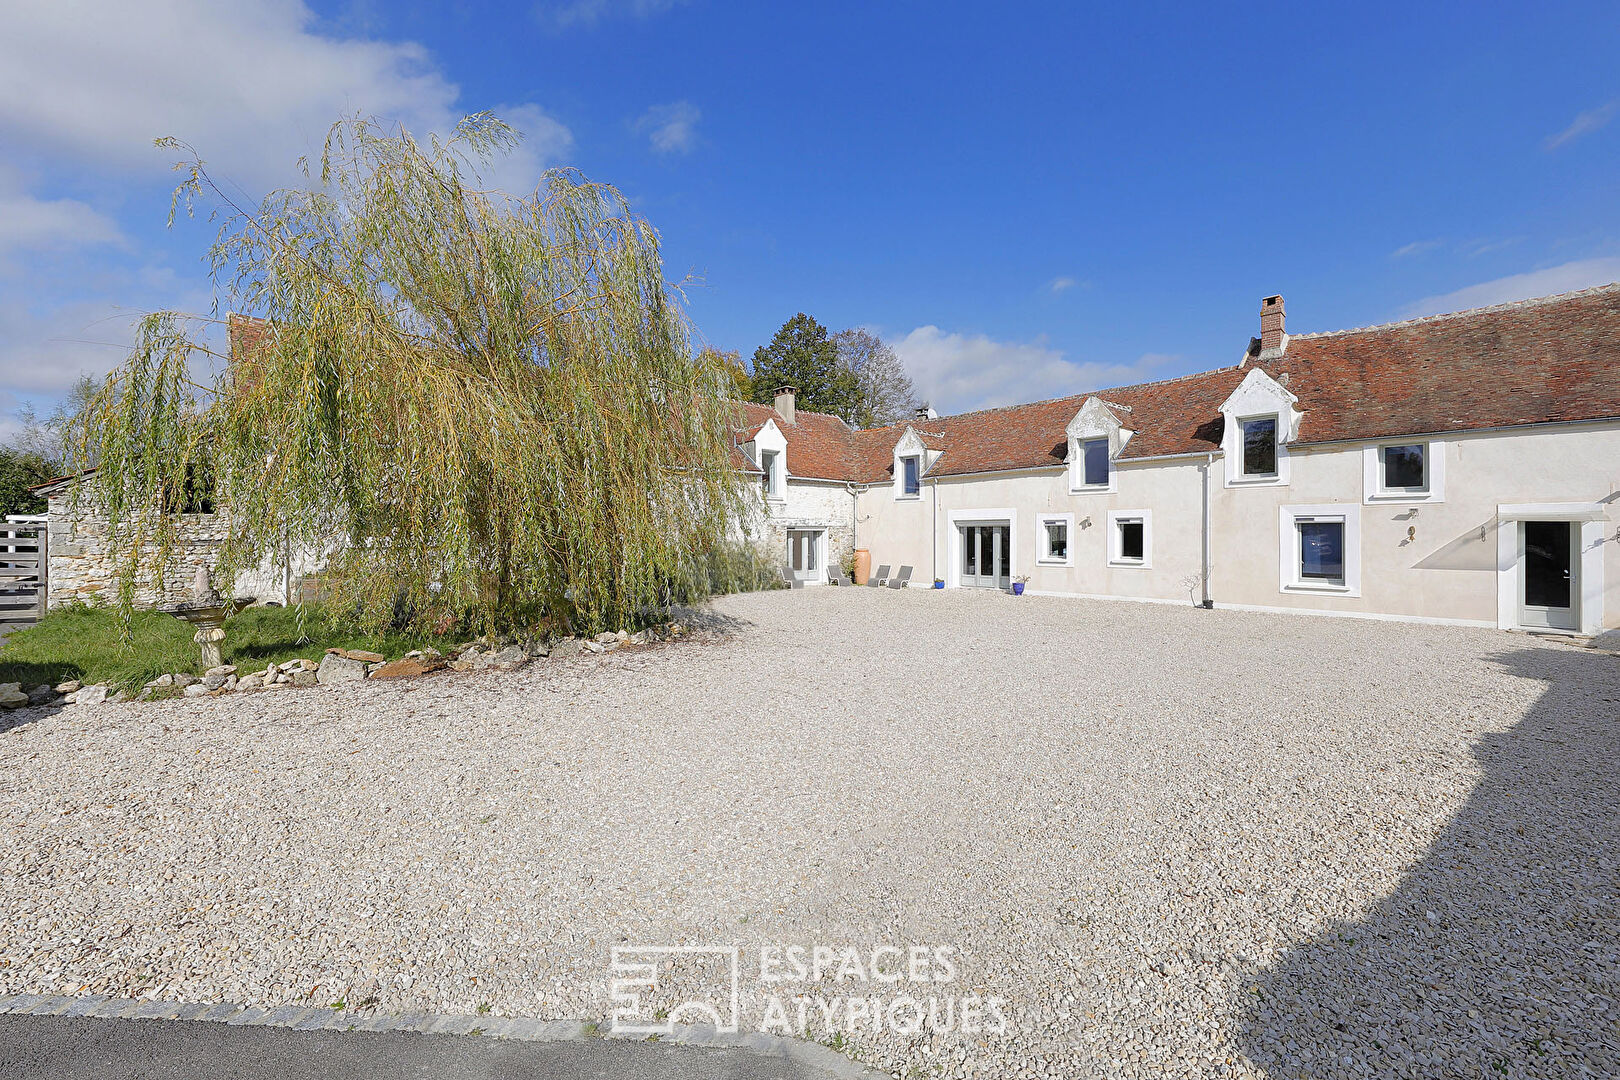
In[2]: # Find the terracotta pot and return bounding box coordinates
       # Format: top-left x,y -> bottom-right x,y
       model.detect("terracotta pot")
853,549 -> 871,586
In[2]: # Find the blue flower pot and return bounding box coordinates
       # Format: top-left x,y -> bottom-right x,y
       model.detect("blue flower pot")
934,580 -> 944,589
1011,582 -> 1025,596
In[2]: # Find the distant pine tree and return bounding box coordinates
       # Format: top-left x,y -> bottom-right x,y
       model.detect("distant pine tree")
749,313 -> 860,422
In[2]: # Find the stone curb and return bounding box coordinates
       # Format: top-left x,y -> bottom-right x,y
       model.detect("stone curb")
0,995 -> 885,1079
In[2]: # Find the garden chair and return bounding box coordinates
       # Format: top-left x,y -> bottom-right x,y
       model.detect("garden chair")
887,565 -> 913,589
827,566 -> 849,586
866,564 -> 891,587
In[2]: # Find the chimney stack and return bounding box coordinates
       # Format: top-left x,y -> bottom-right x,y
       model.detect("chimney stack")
915,404 -> 938,421
1259,295 -> 1286,356
773,385 -> 797,425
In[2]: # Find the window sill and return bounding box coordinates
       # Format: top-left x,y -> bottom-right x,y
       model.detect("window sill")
1366,491 -> 1441,505
1035,558 -> 1071,568
1230,474 -> 1282,486
1068,486 -> 1115,496
1108,559 -> 1150,570
895,494 -> 921,501
1283,581 -> 1354,595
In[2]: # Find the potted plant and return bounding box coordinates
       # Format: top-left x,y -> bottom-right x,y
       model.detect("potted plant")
1011,575 -> 1028,596
933,578 -> 945,589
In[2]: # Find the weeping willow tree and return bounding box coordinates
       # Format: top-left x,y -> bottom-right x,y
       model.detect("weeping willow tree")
69,114 -> 756,636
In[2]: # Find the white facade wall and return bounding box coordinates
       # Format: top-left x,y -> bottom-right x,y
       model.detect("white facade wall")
853,421 -> 1620,630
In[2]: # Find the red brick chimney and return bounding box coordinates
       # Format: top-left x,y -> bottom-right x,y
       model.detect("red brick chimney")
1260,295 -> 1286,356
773,385 -> 797,425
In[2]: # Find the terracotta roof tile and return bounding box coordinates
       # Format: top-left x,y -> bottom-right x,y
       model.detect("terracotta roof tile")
1269,282 -> 1620,443
731,402 -> 857,481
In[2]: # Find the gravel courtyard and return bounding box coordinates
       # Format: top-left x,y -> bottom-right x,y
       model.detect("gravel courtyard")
1,588 -> 1615,1079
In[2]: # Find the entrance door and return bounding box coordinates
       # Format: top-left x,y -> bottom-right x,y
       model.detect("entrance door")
959,524 -> 1011,589
787,529 -> 821,584
1519,521 -> 1577,630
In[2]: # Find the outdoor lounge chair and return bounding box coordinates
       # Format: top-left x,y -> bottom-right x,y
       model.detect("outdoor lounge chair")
827,566 -> 850,586
781,568 -> 804,590
866,564 -> 891,587
887,565 -> 913,589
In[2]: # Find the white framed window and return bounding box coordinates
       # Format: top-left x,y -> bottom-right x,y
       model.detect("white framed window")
1069,436 -> 1116,493
900,454 -> 921,498
1218,368 -> 1296,488
1239,416 -> 1278,478
1106,510 -> 1152,569
1363,440 -> 1445,503
760,449 -> 781,498
1036,512 -> 1073,566
1279,504 -> 1361,596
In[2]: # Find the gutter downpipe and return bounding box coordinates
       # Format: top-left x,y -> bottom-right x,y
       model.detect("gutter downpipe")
1200,453 -> 1214,608
931,475 -> 939,586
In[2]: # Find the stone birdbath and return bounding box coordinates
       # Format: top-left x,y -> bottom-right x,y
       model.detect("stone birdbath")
156,566 -> 255,670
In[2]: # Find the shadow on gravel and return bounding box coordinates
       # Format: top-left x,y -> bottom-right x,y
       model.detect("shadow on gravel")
668,605 -> 752,634
0,703 -> 64,737
1239,646 -> 1619,1078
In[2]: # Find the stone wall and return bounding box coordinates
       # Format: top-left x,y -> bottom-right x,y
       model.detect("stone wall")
754,478 -> 856,581
44,490 -> 319,609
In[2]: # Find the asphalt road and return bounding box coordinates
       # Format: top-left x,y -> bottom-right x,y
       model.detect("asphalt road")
0,1015 -> 841,1080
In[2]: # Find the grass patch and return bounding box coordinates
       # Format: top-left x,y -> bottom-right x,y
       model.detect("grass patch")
0,603 -> 447,691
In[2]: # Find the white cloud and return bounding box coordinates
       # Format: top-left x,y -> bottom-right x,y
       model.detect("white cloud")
0,300 -> 144,399
1390,239 -> 1442,260
1400,257 -> 1620,318
1046,276 -> 1079,294
637,101 -> 701,155
536,0 -> 687,32
0,0 -> 572,192
1545,101 -> 1617,150
0,186 -> 125,261
889,326 -> 1172,415
0,0 -> 576,421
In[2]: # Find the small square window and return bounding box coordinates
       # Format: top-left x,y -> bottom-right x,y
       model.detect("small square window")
1298,519 -> 1345,584
1082,438 -> 1110,487
1045,520 -> 1068,561
1241,417 -> 1277,477
1381,444 -> 1426,491
902,455 -> 921,496
1116,518 -> 1144,562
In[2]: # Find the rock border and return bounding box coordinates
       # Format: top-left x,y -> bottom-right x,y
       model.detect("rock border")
0,993 -> 884,1079
12,620 -> 697,711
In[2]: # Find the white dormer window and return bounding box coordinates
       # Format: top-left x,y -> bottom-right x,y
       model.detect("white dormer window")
750,418 -> 789,501
1065,397 -> 1129,495
760,449 -> 781,498
892,428 -> 931,500
1363,440 -> 1445,503
1219,368 -> 1300,488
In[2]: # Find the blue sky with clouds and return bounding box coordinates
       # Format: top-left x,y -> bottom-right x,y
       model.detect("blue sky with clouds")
3,0 -> 1618,429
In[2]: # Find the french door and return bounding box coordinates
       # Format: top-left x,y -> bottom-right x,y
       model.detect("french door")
959,524 -> 1011,589
787,529 -> 821,584
1519,521 -> 1577,630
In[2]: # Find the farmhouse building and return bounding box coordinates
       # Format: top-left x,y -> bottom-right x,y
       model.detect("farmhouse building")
748,285 -> 1620,634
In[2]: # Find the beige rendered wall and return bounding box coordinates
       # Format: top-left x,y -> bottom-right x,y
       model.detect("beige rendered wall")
853,421 -> 1620,629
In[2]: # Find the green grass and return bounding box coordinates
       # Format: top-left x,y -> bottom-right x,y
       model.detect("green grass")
0,603 -> 448,691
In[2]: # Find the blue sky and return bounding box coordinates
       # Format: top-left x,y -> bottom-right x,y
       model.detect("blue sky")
3,1 -> 1618,428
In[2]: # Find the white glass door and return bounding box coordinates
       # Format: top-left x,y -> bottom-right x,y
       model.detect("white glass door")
787,529 -> 821,584
959,525 -> 1010,589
